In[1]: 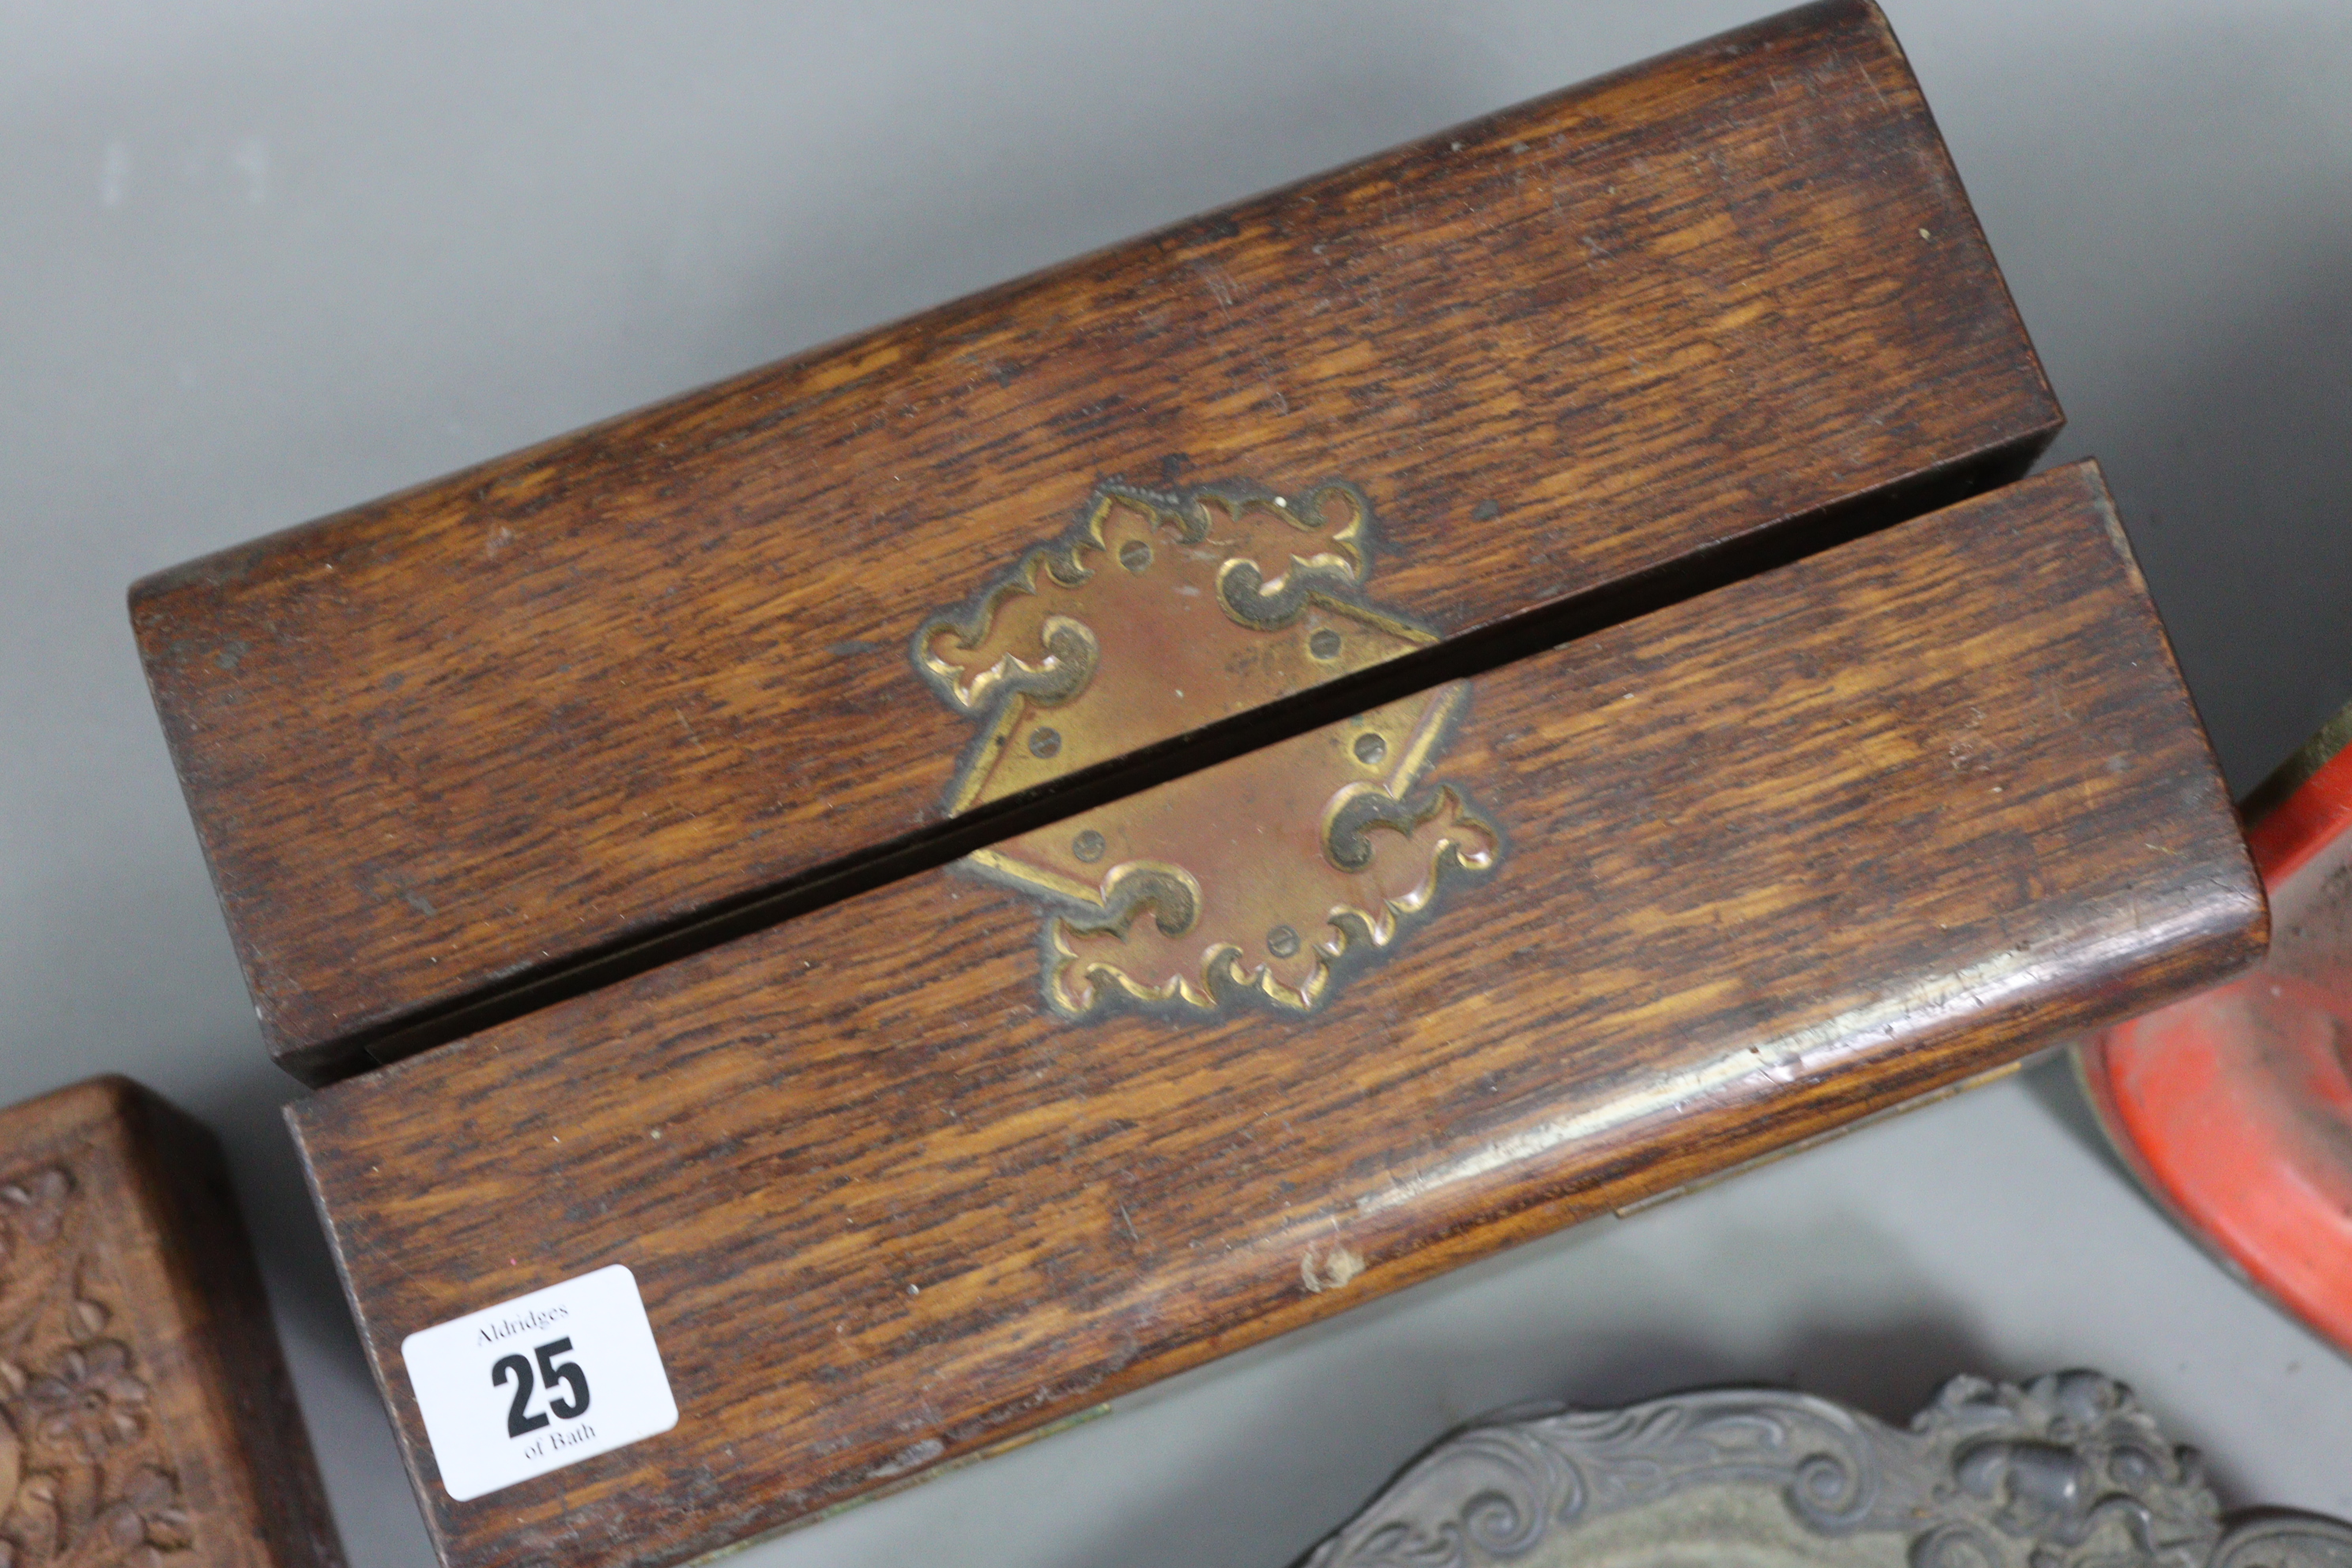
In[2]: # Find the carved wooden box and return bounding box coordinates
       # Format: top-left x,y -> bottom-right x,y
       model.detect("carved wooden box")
0,1078 -> 341,1568
126,4 -> 2260,1568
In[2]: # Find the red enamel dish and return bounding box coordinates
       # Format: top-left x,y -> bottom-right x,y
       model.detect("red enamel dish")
2078,702 -> 2352,1353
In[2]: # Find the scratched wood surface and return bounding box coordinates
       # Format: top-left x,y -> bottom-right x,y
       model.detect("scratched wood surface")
0,1078 -> 342,1568
134,0 -> 2057,1081
290,464 -> 2256,1568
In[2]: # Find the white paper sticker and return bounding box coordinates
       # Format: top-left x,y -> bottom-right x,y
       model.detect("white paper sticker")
400,1264 -> 678,1502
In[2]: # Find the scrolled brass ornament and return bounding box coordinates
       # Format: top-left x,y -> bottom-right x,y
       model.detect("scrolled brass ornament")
915,477 -> 1497,1016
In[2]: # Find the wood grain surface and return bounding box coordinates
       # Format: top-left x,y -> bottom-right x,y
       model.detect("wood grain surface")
290,463 -> 2255,1568
0,1077 -> 342,1568
134,0 -> 2058,1081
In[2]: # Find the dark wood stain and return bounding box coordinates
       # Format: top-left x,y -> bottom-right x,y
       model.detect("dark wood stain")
291,464 -> 2257,1568
132,0 -> 2059,1082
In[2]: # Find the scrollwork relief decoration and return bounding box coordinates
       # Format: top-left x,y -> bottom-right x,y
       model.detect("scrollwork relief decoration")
1302,1373 -> 2352,1568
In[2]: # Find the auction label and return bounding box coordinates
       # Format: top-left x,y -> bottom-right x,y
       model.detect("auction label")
401,1265 -> 678,1502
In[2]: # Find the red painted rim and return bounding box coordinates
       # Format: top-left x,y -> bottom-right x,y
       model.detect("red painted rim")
2079,728 -> 2352,1354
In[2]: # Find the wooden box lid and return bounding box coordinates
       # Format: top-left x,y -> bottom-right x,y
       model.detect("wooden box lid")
131,0 -> 2058,1084
0,1077 -> 342,1568
290,463 -> 2260,1568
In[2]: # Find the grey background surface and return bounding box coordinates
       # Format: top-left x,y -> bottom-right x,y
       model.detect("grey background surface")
2,2 -> 2349,1563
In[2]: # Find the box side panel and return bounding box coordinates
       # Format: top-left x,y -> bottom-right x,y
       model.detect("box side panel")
119,1088 -> 349,1568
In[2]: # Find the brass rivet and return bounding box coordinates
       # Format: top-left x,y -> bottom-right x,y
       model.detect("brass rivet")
1353,732 -> 1387,766
1029,728 -> 1062,759
1308,629 -> 1342,660
1267,925 -> 1300,958
1119,541 -> 1152,573
1072,829 -> 1106,862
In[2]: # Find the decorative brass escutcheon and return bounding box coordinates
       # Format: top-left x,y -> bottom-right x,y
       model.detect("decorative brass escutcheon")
914,477 -> 1496,1016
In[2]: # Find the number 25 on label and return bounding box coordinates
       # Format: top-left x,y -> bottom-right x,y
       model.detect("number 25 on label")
492,1337 -> 591,1436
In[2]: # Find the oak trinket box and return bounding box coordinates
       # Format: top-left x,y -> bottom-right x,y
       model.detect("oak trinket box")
126,2 -> 2263,1565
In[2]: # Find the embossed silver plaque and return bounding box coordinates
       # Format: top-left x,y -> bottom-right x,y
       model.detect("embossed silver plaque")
1302,1373 -> 2352,1568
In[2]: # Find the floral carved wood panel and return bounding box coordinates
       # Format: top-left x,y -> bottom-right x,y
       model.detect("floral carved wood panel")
0,1165 -> 189,1568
